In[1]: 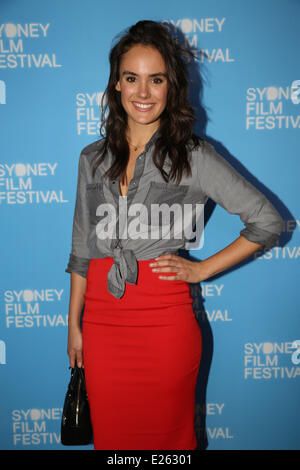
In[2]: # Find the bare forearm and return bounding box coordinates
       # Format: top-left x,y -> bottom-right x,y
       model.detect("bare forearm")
199,236 -> 263,281
68,272 -> 87,328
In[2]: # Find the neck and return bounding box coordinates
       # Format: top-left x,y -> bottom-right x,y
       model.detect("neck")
126,121 -> 159,147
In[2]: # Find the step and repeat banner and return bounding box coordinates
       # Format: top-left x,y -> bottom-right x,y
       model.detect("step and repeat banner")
0,0 -> 299,451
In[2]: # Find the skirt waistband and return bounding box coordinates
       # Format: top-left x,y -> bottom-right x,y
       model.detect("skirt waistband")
83,257 -> 194,326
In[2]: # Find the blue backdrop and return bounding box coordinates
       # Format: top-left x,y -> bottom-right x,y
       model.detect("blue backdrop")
0,0 -> 299,450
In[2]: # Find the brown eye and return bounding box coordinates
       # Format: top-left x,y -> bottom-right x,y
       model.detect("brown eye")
152,78 -> 163,84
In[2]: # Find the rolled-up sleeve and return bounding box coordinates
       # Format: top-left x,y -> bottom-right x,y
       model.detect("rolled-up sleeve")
65,152 -> 91,278
197,141 -> 284,250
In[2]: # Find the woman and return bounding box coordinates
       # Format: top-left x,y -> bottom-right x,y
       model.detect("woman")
65,21 -> 284,450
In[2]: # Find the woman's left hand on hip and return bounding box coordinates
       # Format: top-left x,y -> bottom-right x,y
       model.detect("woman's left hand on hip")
149,254 -> 204,283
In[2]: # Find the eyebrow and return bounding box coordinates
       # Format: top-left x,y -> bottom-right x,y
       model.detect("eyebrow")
122,70 -> 167,78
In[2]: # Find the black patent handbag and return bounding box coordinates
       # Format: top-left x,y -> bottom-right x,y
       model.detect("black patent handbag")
61,365 -> 93,446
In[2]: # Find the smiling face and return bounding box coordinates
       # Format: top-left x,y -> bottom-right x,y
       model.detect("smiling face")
115,44 -> 168,133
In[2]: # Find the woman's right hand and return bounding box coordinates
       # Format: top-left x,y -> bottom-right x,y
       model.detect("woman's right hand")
67,324 -> 83,368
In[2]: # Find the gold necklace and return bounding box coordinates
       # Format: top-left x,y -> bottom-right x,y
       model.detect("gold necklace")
128,141 -> 147,152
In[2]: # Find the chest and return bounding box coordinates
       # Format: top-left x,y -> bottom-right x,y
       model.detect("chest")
119,152 -> 140,197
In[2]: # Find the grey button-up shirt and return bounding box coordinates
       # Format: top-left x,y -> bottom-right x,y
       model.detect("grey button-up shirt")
65,132 -> 284,298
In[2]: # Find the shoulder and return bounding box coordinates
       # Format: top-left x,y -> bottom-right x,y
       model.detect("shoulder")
187,135 -> 223,163
80,138 -> 106,159
189,136 -> 216,156
185,134 -> 205,151
188,137 -> 238,184
189,137 -> 227,166
188,136 -> 215,165
77,138 -> 107,176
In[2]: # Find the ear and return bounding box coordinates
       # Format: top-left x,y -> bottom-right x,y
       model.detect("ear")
115,81 -> 121,92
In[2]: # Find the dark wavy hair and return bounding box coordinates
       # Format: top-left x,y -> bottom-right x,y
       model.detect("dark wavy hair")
91,20 -> 203,184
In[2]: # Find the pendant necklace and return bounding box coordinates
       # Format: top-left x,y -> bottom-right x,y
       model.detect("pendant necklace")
128,141 -> 147,152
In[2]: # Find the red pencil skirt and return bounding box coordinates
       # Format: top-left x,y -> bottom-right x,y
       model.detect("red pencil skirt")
82,257 -> 202,450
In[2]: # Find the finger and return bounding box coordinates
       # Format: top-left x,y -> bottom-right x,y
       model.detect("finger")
158,274 -> 181,281
151,260 -> 181,269
154,254 -> 177,261
154,262 -> 180,268
76,350 -> 83,368
69,351 -> 76,369
153,266 -> 180,273
152,256 -> 186,268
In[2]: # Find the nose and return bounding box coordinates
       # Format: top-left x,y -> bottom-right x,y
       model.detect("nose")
137,80 -> 150,99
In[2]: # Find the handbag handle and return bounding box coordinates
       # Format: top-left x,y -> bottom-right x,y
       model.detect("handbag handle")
68,365 -> 87,394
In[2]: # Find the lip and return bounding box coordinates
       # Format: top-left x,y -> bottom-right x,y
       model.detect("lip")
132,101 -> 155,112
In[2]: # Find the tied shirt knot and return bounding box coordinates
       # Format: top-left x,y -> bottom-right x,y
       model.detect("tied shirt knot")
107,244 -> 138,298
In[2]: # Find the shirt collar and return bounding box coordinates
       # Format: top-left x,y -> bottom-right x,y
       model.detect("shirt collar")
144,128 -> 159,152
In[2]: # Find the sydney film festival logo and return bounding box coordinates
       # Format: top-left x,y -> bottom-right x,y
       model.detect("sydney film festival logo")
245,82 -> 300,130
12,408 -> 62,446
76,91 -> 106,136
244,341 -> 300,380
0,161 -> 68,205
0,22 -> 62,69
4,288 -> 67,328
162,17 -> 234,63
